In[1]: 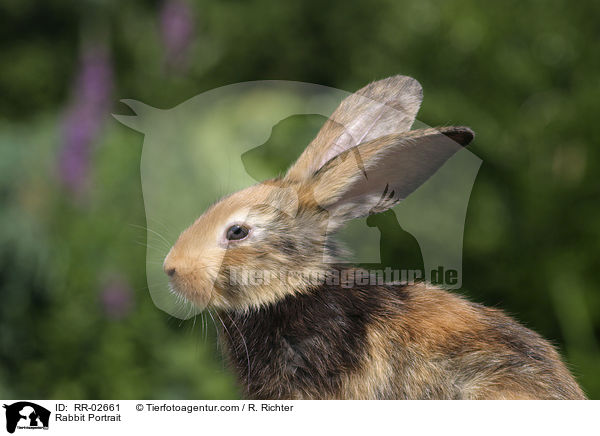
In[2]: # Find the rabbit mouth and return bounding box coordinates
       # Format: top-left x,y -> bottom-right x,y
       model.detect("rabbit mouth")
167,272 -> 214,309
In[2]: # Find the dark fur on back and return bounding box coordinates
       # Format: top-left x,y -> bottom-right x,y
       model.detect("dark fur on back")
220,275 -> 585,399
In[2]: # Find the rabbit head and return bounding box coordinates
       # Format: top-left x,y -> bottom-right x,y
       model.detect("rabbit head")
163,75 -> 473,311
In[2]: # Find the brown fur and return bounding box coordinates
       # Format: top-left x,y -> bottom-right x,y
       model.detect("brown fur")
367,284 -> 584,399
219,278 -> 584,399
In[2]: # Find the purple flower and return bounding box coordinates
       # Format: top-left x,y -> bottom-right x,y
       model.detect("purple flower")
160,0 -> 195,70
100,276 -> 134,319
59,45 -> 113,194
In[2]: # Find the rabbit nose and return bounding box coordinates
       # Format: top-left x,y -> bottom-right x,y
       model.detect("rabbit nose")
163,258 -> 176,277
163,249 -> 177,277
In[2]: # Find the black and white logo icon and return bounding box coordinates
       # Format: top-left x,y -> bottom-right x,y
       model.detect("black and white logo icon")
3,402 -> 50,434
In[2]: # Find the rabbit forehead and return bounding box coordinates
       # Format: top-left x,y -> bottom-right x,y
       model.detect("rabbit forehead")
211,182 -> 300,224
180,182 -> 300,246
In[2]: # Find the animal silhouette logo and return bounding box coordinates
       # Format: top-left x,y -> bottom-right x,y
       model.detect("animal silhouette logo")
114,80 -> 481,318
3,402 -> 50,433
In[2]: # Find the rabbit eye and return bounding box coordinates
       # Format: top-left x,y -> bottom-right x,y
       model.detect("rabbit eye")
226,224 -> 249,241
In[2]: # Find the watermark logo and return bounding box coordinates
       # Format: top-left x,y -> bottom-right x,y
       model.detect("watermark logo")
114,80 -> 481,318
3,402 -> 50,433
226,267 -> 458,288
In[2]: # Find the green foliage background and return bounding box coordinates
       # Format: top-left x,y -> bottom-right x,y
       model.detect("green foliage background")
0,0 -> 598,399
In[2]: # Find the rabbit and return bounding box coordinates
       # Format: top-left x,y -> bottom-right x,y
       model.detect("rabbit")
163,75 -> 585,399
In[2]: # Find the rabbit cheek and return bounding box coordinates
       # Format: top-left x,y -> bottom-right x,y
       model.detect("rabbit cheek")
213,248 -> 261,308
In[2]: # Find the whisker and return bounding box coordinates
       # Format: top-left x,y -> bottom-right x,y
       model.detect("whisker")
207,309 -> 223,357
222,311 -> 251,395
147,217 -> 179,241
133,241 -> 169,253
202,312 -> 209,343
129,223 -> 173,249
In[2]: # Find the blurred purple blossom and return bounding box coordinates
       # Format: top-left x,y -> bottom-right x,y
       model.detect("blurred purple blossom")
100,276 -> 134,319
160,0 -> 195,70
59,45 -> 113,195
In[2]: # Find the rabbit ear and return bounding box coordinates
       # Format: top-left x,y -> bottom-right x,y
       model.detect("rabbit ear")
311,126 -> 474,226
286,75 -> 423,181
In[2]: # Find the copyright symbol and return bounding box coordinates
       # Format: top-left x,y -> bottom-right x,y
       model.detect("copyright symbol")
136,404 -> 144,411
